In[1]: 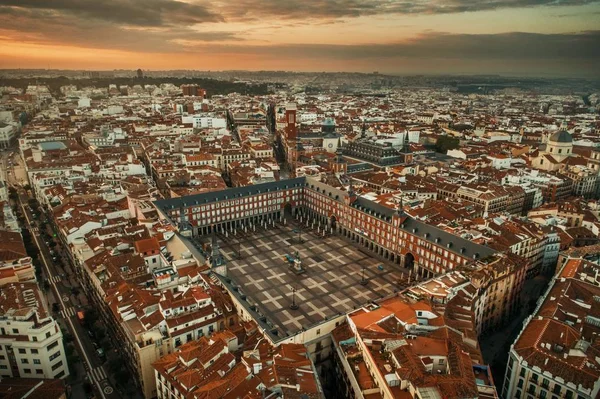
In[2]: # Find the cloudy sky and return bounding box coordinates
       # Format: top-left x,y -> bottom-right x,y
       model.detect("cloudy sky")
0,0 -> 599,77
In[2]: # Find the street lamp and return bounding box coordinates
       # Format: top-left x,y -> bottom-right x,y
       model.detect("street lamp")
290,287 -> 299,310
360,267 -> 368,285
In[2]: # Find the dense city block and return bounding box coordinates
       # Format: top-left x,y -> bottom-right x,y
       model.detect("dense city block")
0,73 -> 599,399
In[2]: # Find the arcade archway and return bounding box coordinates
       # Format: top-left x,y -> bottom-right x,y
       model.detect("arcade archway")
405,253 -> 415,269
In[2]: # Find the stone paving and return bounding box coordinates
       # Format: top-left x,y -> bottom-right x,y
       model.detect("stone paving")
213,222 -> 408,336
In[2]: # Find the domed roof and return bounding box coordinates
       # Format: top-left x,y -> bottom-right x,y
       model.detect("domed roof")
323,117 -> 335,126
549,129 -> 572,144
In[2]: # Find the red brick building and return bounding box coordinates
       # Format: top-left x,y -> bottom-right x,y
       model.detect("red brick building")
155,177 -> 495,279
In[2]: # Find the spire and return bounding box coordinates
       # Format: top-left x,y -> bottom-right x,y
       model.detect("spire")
397,196 -> 404,216
401,130 -> 411,153
361,121 -> 367,139
335,137 -> 343,160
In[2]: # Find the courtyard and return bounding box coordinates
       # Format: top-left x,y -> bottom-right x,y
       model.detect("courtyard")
201,220 -> 410,339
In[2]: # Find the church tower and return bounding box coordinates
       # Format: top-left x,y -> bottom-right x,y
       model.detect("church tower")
332,137 -> 347,175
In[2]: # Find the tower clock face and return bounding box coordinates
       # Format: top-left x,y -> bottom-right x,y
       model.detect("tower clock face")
328,143 -> 333,148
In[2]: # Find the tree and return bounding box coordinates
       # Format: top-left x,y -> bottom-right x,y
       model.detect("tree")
64,343 -> 75,357
435,135 -> 460,154
83,308 -> 99,329
95,327 -> 106,341
83,382 -> 93,394
115,368 -> 131,386
108,357 -> 123,375
8,190 -> 18,202
63,332 -> 73,343
100,337 -> 112,351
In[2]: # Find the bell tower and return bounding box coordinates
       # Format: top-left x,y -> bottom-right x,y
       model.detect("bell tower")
285,103 -> 297,141
332,137 -> 347,175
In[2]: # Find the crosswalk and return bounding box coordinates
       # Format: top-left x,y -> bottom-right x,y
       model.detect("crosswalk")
60,307 -> 76,318
90,366 -> 107,382
49,275 -> 61,284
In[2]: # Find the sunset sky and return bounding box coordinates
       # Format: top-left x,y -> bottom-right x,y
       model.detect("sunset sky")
0,0 -> 599,77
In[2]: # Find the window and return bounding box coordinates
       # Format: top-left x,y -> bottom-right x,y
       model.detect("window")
47,341 -> 59,351
21,359 -> 29,364
31,349 -> 38,354
51,361 -> 63,371
49,351 -> 61,361
552,385 -> 561,395
54,370 -> 65,378
23,368 -> 31,374
33,359 -> 41,365
36,369 -> 43,374
12,328 -> 18,334
565,391 -> 573,399
542,378 -> 549,389
18,348 -> 26,354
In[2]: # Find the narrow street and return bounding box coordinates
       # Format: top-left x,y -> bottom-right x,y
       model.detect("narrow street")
15,187 -> 121,399
480,275 -> 549,391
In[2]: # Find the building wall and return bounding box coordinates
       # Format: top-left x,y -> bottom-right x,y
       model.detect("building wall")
160,178 -> 488,279
503,351 -> 591,399
0,317 -> 69,380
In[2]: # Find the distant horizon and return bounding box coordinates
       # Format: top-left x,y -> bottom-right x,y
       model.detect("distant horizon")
0,1 -> 599,78
0,68 -> 597,81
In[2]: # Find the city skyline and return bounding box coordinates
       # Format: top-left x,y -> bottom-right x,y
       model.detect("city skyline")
0,0 -> 599,77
